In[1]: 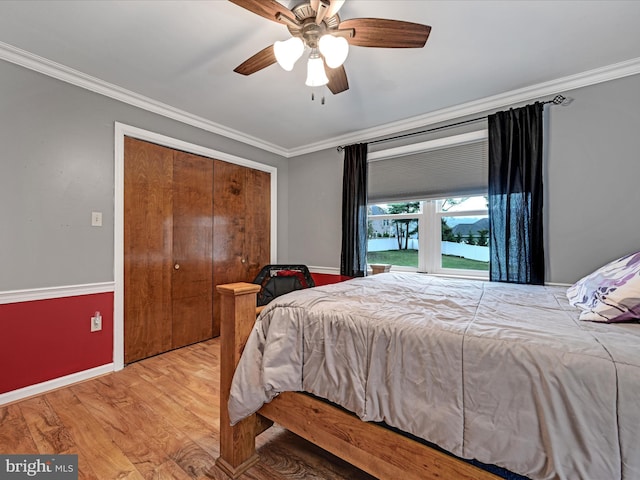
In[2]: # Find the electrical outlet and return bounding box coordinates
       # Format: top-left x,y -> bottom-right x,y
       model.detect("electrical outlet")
91,312 -> 102,332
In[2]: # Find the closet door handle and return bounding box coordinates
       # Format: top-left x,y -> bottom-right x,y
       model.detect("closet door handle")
174,263 -> 180,270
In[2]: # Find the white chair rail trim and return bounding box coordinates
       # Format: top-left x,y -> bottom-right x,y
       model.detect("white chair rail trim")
0,282 -> 115,305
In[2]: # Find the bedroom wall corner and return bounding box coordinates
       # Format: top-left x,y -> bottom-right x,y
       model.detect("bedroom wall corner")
286,148 -> 344,269
0,57 -> 290,400
284,74 -> 640,285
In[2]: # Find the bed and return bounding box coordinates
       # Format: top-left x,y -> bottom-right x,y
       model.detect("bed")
214,269 -> 640,480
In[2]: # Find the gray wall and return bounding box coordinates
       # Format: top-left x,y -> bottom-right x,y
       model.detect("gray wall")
3,55 -> 639,289
0,59 -> 289,291
545,73 -> 640,283
286,73 -> 640,284
286,147 -> 344,268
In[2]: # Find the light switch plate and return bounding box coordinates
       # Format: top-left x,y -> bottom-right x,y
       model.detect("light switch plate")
91,211 -> 102,227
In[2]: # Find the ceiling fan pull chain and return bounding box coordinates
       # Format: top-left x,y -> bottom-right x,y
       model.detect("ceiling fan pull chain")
310,87 -> 326,105
311,85 -> 326,105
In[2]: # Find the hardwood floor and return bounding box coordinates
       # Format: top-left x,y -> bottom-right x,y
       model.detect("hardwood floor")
0,339 -> 375,480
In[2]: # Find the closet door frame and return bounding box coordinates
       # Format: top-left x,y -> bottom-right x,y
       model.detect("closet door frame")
113,122 -> 277,371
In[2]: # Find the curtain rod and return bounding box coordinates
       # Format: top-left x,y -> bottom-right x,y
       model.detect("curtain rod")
337,94 -> 570,152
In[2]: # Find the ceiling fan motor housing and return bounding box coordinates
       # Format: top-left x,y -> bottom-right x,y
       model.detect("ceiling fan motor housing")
287,2 -> 341,49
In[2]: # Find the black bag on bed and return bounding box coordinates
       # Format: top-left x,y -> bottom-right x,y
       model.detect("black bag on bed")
252,264 -> 315,306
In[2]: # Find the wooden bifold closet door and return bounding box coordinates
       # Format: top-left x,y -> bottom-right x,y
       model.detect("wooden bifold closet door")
124,137 -> 213,363
123,137 -> 270,364
212,159 -> 271,330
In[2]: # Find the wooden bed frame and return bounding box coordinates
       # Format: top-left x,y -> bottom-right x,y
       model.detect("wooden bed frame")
213,282 -> 501,480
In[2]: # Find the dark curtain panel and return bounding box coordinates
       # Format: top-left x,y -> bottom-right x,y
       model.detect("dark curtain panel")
488,102 -> 545,284
340,143 -> 368,277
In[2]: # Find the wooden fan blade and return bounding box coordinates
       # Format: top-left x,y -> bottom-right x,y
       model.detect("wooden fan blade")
234,45 -> 276,75
229,0 -> 293,24
326,64 -> 349,94
339,18 -> 431,48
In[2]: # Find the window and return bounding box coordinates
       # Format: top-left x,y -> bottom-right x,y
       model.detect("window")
367,195 -> 489,277
366,128 -> 489,277
368,202 -> 421,268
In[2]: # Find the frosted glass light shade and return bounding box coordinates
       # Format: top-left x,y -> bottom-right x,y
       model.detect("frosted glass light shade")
305,55 -> 329,87
274,37 -> 304,71
310,0 -> 345,18
318,34 -> 349,68
326,0 -> 345,18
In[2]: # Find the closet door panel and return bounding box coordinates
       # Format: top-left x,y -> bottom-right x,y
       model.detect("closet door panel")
124,137 -> 173,363
213,160 -> 247,333
171,151 -> 214,349
244,168 -> 271,279
212,160 -> 271,334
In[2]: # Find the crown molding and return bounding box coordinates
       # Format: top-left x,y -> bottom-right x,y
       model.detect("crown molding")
2,39 -> 639,159
287,57 -> 640,157
0,40 -> 289,157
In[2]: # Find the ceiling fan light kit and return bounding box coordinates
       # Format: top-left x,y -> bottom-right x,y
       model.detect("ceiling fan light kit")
318,34 -> 349,69
230,0 -> 431,96
305,50 -> 330,87
274,36 -> 304,71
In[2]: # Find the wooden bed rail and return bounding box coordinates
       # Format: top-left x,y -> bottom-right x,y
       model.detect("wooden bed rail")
213,282 -> 501,480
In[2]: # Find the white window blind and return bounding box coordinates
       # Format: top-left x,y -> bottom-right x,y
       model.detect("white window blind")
368,131 -> 488,203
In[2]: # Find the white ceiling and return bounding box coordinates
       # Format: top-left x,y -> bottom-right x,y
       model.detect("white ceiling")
1,0 -> 639,157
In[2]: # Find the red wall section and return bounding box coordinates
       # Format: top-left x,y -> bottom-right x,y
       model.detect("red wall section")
311,273 -> 351,286
0,276 -> 347,395
0,293 -> 113,394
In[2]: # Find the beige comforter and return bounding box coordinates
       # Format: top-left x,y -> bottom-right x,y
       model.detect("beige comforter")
228,273 -> 640,480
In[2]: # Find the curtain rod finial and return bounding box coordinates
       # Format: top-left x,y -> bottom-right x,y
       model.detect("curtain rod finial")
560,96 -> 574,106
550,94 -> 573,106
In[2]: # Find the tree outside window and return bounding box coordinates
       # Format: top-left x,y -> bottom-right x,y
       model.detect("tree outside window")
387,202 -> 419,250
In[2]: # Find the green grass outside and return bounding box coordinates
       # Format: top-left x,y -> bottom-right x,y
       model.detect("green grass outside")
367,249 -> 489,271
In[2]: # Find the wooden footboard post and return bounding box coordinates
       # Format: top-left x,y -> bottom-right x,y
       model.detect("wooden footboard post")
215,282 -> 262,479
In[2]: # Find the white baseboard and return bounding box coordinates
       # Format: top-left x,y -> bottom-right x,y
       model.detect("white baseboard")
308,266 -> 341,276
0,363 -> 114,406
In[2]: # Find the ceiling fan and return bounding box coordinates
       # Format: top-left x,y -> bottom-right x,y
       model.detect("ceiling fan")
229,0 -> 431,96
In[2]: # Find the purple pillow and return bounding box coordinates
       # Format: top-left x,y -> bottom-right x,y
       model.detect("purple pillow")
567,251 -> 640,322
